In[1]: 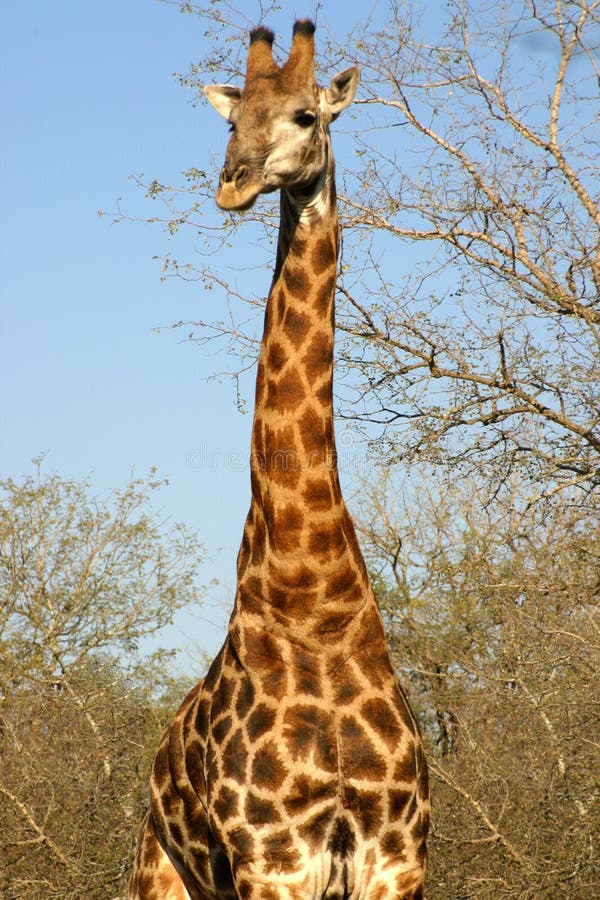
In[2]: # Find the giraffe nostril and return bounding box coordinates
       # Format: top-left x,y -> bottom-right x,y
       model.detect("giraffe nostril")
234,165 -> 249,187
220,164 -> 249,189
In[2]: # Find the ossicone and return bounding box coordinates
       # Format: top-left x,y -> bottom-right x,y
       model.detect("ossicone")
283,18 -> 316,85
246,25 -> 277,77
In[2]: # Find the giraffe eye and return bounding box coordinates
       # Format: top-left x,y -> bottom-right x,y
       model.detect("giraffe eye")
294,111 -> 316,128
228,122 -> 236,133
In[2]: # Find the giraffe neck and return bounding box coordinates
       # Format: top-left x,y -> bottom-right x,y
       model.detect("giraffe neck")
254,168 -> 339,492
233,156 -> 370,645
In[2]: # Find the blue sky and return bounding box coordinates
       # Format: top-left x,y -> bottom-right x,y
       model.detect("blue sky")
1,1 -> 378,668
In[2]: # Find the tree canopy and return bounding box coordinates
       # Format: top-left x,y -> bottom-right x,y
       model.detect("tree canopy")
0,465 -> 203,898
353,468 -> 599,896
138,0 -> 600,505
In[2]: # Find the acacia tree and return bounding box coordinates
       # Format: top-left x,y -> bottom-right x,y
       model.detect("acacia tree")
0,465 -> 203,898
336,0 -> 600,499
352,468 -> 599,898
135,0 -> 600,504
0,465 -> 203,678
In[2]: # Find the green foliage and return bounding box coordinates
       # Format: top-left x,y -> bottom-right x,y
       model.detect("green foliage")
0,465 -> 202,899
0,464 -> 204,682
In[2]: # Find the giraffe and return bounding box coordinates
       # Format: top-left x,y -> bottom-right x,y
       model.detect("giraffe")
129,20 -> 429,900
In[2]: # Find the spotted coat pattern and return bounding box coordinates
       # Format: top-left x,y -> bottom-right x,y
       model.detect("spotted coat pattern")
129,20 -> 429,900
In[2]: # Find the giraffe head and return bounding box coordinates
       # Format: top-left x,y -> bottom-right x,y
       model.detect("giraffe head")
204,20 -> 359,210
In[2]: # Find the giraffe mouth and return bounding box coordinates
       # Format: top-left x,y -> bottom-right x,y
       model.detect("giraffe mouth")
216,189 -> 258,211
216,163 -> 314,210
216,182 -> 261,211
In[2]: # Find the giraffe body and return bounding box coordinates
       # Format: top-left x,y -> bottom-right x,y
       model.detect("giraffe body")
130,21 -> 429,900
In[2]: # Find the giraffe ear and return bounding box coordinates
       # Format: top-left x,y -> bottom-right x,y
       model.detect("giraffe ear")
325,67 -> 360,120
204,85 -> 243,120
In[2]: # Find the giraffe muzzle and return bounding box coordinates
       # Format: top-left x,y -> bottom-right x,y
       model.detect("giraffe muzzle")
216,164 -> 260,211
